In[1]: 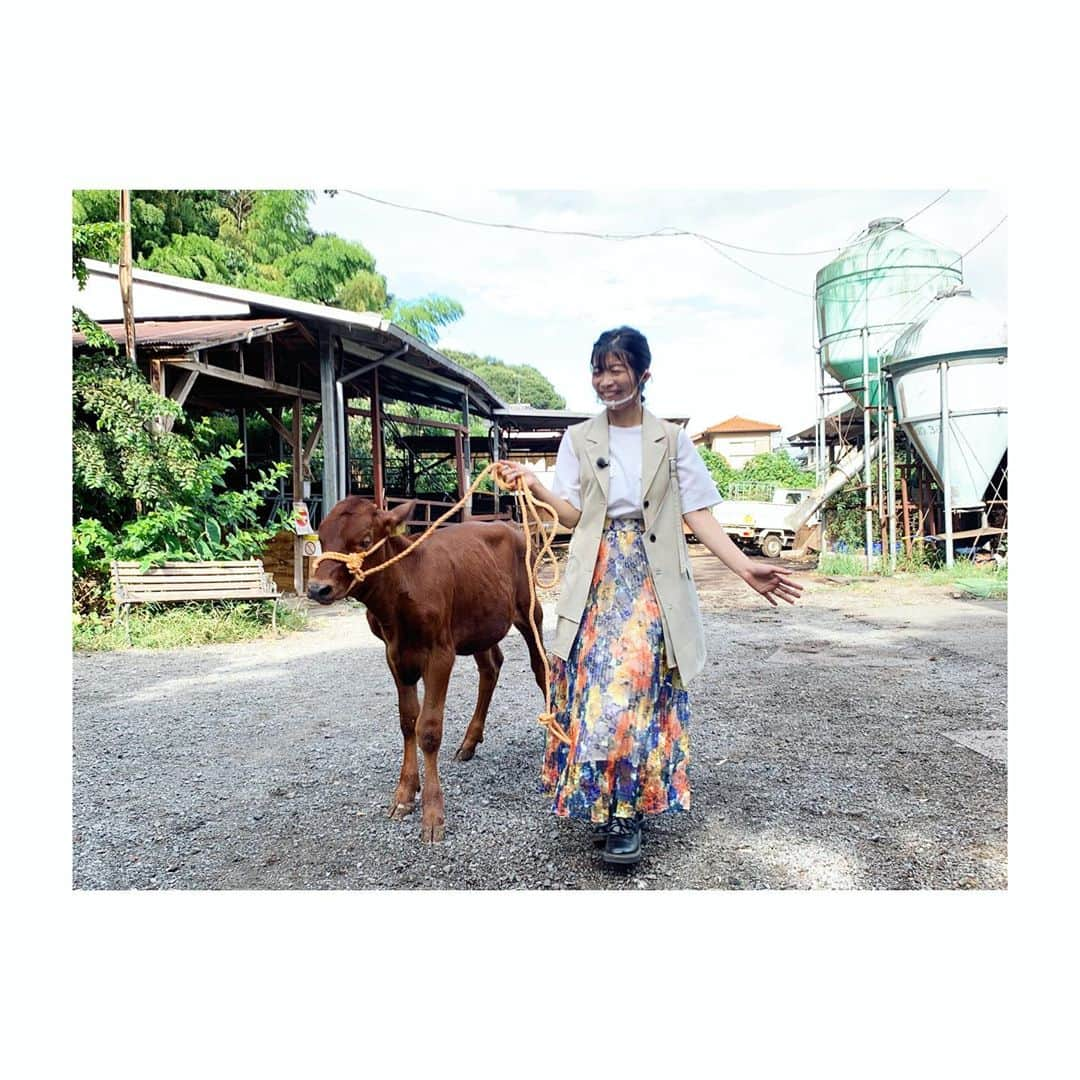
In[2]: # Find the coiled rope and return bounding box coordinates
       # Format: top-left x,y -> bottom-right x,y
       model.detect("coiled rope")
313,462 -> 570,745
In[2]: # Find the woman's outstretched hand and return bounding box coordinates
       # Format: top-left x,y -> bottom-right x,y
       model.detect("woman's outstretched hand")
742,563 -> 804,606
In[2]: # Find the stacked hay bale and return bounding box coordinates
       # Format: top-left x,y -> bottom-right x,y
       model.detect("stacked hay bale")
260,531 -> 308,595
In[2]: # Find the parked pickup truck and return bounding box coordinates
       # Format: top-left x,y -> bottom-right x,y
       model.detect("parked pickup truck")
711,484 -> 817,558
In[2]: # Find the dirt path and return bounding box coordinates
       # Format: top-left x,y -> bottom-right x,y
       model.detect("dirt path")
72,554 -> 1006,890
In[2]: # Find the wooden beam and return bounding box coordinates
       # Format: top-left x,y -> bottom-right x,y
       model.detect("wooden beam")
169,368 -> 199,408
263,338 -> 275,382
383,411 -> 467,434
164,356 -> 319,402
292,321 -> 317,348
339,340 -> 386,364
303,416 -> 323,466
338,345 -> 409,387
255,406 -> 296,449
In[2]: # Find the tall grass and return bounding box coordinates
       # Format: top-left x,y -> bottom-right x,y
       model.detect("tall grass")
817,552 -> 874,576
73,600 -> 307,651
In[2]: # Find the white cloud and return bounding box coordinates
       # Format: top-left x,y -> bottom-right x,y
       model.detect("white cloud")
309,188 -> 1007,440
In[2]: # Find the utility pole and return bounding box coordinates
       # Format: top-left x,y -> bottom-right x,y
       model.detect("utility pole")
119,190 -> 137,365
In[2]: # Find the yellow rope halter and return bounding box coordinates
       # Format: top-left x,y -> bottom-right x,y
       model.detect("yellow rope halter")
312,462 -> 570,745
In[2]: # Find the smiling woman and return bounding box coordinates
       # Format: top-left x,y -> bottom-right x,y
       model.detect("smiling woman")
497,325 -> 803,866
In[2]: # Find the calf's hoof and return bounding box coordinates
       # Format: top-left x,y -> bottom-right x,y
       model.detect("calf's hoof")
420,817 -> 446,843
388,799 -> 416,820
453,744 -> 476,762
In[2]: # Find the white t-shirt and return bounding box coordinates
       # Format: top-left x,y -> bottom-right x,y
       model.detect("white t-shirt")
552,423 -> 722,518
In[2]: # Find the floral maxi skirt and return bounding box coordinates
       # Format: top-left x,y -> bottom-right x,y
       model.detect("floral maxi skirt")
541,518 -> 692,823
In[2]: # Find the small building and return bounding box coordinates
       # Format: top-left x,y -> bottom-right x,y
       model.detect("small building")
691,416 -> 781,468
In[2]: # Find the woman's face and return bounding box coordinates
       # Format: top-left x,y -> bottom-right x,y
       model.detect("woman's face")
591,353 -> 644,410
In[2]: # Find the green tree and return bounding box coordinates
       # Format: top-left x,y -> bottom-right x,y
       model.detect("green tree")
139,232 -> 240,284
72,188 -> 468,343
275,233 -> 377,304
740,449 -> 815,489
697,447 -> 737,497
73,189 -> 221,259
387,296 -> 465,346
217,189 -> 312,264
336,268 -> 389,313
441,349 -> 566,408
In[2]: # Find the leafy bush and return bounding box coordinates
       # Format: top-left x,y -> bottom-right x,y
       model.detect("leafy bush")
698,447 -> 737,497
74,445 -> 289,580
740,449 -> 815,489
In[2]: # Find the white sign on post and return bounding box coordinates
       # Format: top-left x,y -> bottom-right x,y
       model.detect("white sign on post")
292,501 -> 314,535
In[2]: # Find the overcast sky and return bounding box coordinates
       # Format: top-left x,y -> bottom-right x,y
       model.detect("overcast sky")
308,189 -> 1007,443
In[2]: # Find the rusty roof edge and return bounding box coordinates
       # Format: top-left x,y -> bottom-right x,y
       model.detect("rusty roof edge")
83,260 -> 508,413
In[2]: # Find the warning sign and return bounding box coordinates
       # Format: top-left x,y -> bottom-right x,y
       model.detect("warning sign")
292,501 -> 314,535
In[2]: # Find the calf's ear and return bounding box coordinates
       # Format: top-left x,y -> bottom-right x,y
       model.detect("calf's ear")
385,499 -> 417,535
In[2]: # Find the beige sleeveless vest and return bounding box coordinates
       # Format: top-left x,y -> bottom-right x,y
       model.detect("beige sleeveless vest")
550,409 -> 708,684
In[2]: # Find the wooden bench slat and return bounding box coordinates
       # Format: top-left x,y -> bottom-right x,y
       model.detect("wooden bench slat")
110,559 -> 281,643
113,568 -> 268,576
117,590 -> 278,603
117,583 -> 274,594
112,574 -> 268,583
112,560 -> 266,569
111,559 -> 279,612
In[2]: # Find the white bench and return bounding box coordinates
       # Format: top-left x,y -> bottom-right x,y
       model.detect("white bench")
110,560 -> 279,642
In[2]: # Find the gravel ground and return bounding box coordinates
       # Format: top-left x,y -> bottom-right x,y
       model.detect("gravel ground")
72,554 -> 1007,890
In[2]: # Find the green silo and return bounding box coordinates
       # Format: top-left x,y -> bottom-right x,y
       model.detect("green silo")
815,217 -> 962,410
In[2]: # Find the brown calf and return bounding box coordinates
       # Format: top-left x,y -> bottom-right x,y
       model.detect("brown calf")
307,497 -> 548,842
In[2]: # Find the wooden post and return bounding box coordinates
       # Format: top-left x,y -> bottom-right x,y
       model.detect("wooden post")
900,472 -> 913,559
318,328 -> 339,509
239,407 -> 249,488
119,190 -> 137,365
455,429 -> 468,519
371,369 -> 385,508
292,399 -> 304,597
337,352 -> 349,499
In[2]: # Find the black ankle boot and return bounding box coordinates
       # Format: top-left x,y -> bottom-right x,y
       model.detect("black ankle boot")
602,814 -> 643,865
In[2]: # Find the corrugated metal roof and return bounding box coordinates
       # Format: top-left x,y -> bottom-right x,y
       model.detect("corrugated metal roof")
72,317 -> 293,351
79,260 -> 507,413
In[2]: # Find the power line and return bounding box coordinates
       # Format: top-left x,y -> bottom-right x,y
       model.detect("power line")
333,187 -> 959,302
338,187 -> 947,258
699,237 -> 813,298
697,191 -> 959,301
902,188 -> 952,226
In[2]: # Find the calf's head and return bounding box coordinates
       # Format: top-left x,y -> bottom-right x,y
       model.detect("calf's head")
306,497 -> 416,604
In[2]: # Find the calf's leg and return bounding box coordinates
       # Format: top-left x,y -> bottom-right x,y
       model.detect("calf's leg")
417,648 -> 455,843
454,645 -> 503,762
388,677 -> 421,820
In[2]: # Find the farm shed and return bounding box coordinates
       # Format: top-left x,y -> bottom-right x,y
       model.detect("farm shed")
73,261 -> 509,591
